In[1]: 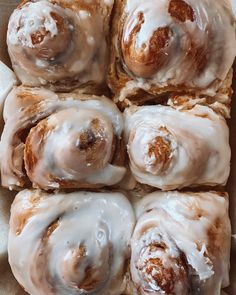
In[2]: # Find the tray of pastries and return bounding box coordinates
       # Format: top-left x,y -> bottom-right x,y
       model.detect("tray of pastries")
0,0 -> 235,294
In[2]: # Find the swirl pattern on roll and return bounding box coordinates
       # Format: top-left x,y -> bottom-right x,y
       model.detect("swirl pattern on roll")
8,190 -> 135,295
130,191 -> 231,295
7,0 -> 113,91
108,0 -> 236,103
1,86 -> 125,190
124,104 -> 230,190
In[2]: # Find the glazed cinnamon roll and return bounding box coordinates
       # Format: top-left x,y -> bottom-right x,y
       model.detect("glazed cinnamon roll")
130,191 -> 231,295
7,0 -> 113,91
8,189 -> 135,295
1,86 -> 125,190
124,104 -> 230,190
108,0 -> 236,105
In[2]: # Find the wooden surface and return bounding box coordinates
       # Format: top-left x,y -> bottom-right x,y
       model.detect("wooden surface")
0,1 -> 235,294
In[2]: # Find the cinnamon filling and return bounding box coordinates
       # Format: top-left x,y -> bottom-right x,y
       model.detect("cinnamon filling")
14,208 -> 36,235
30,11 -> 67,46
16,91 -> 43,105
122,12 -> 172,78
168,0 -> 195,22
13,193 -> 42,235
29,11 -> 72,59
139,243 -> 190,294
42,220 -> 60,243
145,258 -> 179,293
24,141 -> 38,173
148,136 -> 171,168
186,42 -> 208,73
67,243 -> 109,291
29,219 -> 60,292
50,11 -> 66,32
79,266 -> 101,291
77,130 -> 97,151
207,218 -> 224,255
76,119 -> 112,169
31,28 -> 47,45
24,121 -> 53,174
51,0 -> 99,12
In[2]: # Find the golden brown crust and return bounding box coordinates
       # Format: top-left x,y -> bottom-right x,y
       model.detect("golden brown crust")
107,0 -> 130,94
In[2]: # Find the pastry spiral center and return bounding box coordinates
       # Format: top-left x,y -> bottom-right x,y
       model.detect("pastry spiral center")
60,225 -> 111,292
32,12 -> 73,59
24,108 -> 115,185
31,214 -> 112,293
133,228 -> 190,294
9,1 -> 74,61
147,136 -> 172,169
129,125 -> 174,175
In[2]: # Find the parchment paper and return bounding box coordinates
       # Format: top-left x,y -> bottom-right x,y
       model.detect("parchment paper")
0,1 -> 235,294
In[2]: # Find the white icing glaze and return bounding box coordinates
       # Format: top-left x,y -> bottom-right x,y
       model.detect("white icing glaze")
120,0 -> 236,96
8,190 -> 135,295
1,87 -> 125,189
230,0 -> 236,19
9,1 -> 59,47
7,0 -> 114,89
131,191 -> 231,295
0,61 -> 18,123
124,104 -> 230,190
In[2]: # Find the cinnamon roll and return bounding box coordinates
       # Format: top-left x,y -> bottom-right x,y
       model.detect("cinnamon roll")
7,0 -> 113,92
124,104 -> 230,190
130,191 -> 231,295
8,189 -> 135,295
108,0 -> 236,105
1,86 -> 125,190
